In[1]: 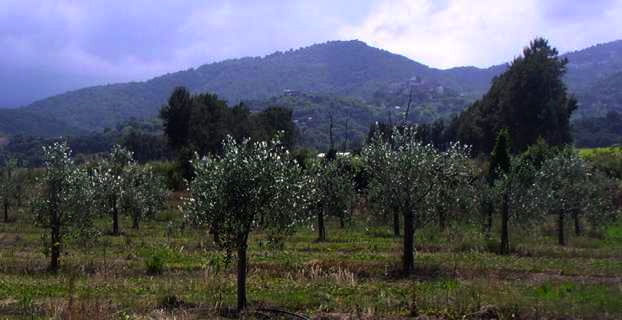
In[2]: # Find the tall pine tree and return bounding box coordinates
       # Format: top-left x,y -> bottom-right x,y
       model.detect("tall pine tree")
454,38 -> 577,154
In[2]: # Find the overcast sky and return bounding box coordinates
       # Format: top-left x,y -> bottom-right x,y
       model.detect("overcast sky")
2,0 -> 622,107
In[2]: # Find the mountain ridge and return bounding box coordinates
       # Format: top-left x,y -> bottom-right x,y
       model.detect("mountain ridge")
2,39 -> 622,138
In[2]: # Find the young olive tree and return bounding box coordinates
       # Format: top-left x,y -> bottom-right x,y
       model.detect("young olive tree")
493,157 -> 537,255
93,145 -> 134,235
363,127 -> 471,274
122,164 -> 168,230
364,136 -> 402,236
183,136 -> 307,311
0,159 -> 17,223
426,156 -> 477,232
581,169 -> 620,235
307,156 -> 355,241
534,149 -> 588,246
32,142 -> 95,272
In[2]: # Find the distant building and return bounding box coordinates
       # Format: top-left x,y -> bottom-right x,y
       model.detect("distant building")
408,76 -> 424,85
283,89 -> 302,96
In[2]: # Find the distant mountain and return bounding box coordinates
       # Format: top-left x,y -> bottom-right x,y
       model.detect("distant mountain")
0,109 -> 84,137
18,40 -> 446,132
575,71 -> 622,118
3,39 -> 622,141
564,40 -> 622,93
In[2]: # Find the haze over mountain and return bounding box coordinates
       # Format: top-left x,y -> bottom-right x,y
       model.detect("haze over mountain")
2,39 -> 622,143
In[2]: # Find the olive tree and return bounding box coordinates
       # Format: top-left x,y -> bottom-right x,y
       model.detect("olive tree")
426,158 -> 477,232
363,127 -> 472,274
363,135 -> 402,236
534,149 -> 588,246
0,159 -> 17,223
580,168 -> 620,235
493,157 -> 537,255
307,156 -> 355,241
122,164 -> 168,230
93,145 -> 134,235
32,142 -> 94,272
183,136 -> 307,311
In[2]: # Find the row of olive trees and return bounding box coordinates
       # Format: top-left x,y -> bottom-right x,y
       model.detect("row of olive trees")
32,142 -> 168,272
27,131 -> 619,312
181,128 -> 619,312
482,130 -> 619,254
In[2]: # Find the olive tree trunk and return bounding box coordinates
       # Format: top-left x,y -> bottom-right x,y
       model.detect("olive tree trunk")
403,207 -> 415,275
573,209 -> 581,236
558,209 -> 566,246
237,244 -> 248,311
438,206 -> 447,232
3,199 -> 8,223
111,195 -> 120,236
132,210 -> 140,230
49,222 -> 61,273
317,209 -> 326,242
48,185 -> 61,273
500,192 -> 510,255
483,200 -> 493,238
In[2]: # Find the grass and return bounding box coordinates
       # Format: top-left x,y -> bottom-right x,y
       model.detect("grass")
1,208 -> 621,319
578,146 -> 622,157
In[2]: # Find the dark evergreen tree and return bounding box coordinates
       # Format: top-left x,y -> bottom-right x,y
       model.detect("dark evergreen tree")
160,87 -> 192,151
159,88 -> 297,184
489,129 -> 511,183
454,38 -> 577,154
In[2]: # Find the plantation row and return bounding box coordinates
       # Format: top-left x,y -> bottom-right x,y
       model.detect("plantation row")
0,127 -> 620,313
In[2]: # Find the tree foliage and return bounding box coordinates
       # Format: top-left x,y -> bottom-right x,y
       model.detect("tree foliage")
363,126 -> 472,274
93,145 -> 135,235
160,88 -> 297,157
0,159 -> 17,223
122,164 -> 168,230
183,135 -> 307,311
307,156 -> 356,241
32,142 -> 95,272
492,157 -> 538,254
454,38 -> 577,154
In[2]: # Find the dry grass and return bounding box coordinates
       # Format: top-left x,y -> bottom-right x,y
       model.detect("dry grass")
1,212 -> 621,319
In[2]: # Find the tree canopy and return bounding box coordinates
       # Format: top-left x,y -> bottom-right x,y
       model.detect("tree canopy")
453,38 -> 577,154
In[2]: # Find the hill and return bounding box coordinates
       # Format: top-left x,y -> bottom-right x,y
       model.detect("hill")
0,108 -> 84,137
564,40 -> 622,93
3,39 -> 622,142
16,40 -> 446,132
575,71 -> 622,118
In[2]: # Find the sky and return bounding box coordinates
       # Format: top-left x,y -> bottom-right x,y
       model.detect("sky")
1,0 -> 622,108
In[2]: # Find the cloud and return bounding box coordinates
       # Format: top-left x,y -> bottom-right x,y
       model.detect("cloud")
1,0 -> 621,107
340,0 -> 622,68
0,0 -> 373,106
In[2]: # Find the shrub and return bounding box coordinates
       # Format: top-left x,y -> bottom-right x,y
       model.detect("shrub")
144,252 -> 166,275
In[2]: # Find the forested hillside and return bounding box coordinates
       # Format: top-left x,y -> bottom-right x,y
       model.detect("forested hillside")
0,108 -> 84,137
3,39 -> 622,147
576,71 -> 622,117
0,40 -> 501,136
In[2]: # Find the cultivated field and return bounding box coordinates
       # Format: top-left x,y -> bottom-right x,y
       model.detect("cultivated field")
1,201 -> 621,319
